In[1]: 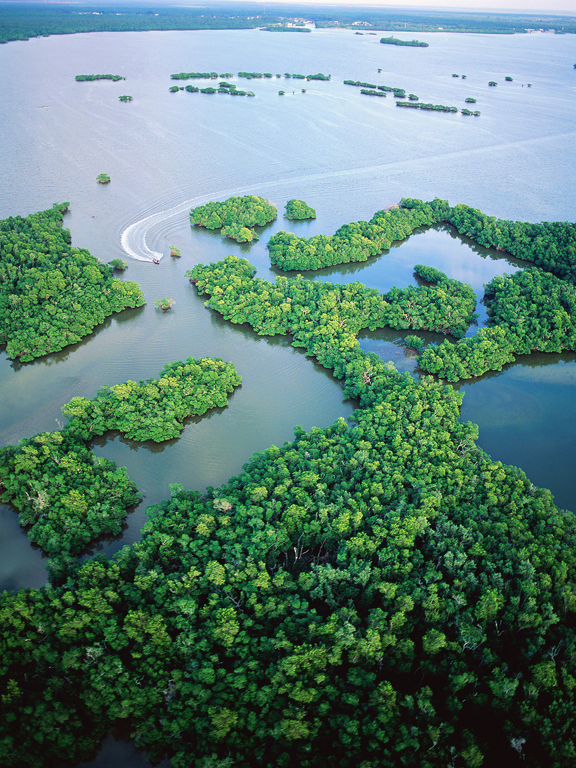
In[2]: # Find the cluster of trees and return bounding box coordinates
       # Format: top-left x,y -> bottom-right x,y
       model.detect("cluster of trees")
397,102 -> 458,112
189,255 -> 476,341
3,250 -> 576,767
118,95 -> 133,102
461,109 -> 481,116
361,89 -> 387,97
380,36 -> 429,46
0,203 -> 145,361
171,71 -> 221,80
261,25 -> 311,32
284,199 -> 317,220
266,201 -> 444,270
344,80 -> 405,94
401,197 -> 576,281
174,84 -> 254,97
235,72 -> 328,80
63,357 -> 241,444
1,4 -> 575,45
267,195 -> 576,279
75,74 -> 125,81
0,7 -> 289,43
0,428 -> 140,574
266,195 -> 576,380
417,268 -> 576,380
0,357 -> 240,576
344,78 -> 378,88
190,195 -> 277,242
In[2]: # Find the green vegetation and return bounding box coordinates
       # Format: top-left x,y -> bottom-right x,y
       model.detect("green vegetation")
3,246 -> 576,765
278,90 -> 285,95
171,71 -> 218,80
63,357 -> 241,444
1,4 -> 576,46
107,258 -> 127,271
96,173 -> 110,183
118,95 -> 132,102
0,429 -> 140,571
190,255 -> 477,340
0,357 -> 240,574
0,203 -> 144,362
154,297 -> 175,311
267,196 -> 576,381
488,80 -> 497,86
344,79 -> 378,88
306,73 -> 331,81
380,36 -> 429,47
461,108 -> 481,116
360,89 -> 387,97
169,245 -> 181,257
505,76 -> 513,81
397,102 -> 457,112
190,195 -> 277,242
261,25 -> 311,32
284,199 -> 317,220
267,201 -> 445,270
75,74 -> 125,82
465,97 -> 477,103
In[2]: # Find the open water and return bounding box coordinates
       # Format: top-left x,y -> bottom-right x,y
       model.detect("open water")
0,26 -> 575,766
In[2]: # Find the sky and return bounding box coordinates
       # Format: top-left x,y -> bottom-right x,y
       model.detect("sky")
223,0 -> 576,15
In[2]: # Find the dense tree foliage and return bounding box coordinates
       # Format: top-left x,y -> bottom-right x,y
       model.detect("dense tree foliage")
401,198 -> 576,282
171,71 -> 219,80
0,357 -> 240,575
63,357 -> 242,444
190,195 -> 277,242
0,203 -> 144,361
418,268 -> 576,380
397,102 -> 457,112
3,254 -> 576,768
189,254 -> 476,342
267,196 -> 576,378
4,3 -> 574,45
0,429 -> 140,569
75,74 -> 125,81
380,36 -> 429,46
267,201 -> 443,270
261,25 -> 311,32
361,89 -> 387,97
284,199 -> 317,220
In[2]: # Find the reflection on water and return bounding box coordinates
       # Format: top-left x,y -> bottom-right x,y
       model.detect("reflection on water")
457,352 -> 576,513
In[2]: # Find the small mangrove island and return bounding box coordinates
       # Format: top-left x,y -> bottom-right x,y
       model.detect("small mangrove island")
75,74 -> 125,81
190,195 -> 277,242
381,36 -> 429,47
284,199 -> 317,220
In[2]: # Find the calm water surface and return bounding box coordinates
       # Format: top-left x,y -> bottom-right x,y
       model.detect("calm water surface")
0,27 -> 575,766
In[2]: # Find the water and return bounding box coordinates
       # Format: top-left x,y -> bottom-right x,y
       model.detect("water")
0,26 -> 575,766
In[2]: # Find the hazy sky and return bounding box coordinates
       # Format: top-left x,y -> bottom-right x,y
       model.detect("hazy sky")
232,0 -> 576,15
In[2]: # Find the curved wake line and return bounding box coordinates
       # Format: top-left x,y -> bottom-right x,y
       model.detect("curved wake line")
120,130 -> 576,262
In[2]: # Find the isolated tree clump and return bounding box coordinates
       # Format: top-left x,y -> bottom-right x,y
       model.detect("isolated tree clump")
284,199 -> 317,220
190,195 -> 277,242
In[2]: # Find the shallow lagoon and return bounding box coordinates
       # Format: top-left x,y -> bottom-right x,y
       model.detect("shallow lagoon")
0,25 -> 575,766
